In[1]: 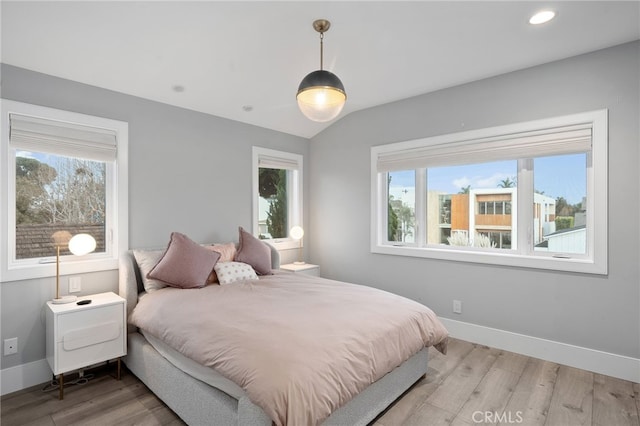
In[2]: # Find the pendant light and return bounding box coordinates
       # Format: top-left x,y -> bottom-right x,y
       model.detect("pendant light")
297,19 -> 346,122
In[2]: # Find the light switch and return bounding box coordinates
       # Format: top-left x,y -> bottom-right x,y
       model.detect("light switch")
69,277 -> 82,293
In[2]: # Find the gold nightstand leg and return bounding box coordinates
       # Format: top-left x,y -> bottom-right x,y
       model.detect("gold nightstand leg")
58,374 -> 64,400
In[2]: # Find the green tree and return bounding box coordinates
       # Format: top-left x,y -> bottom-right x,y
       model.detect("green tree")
397,203 -> 415,242
458,185 -> 471,194
497,177 -> 516,188
49,159 -> 106,224
555,216 -> 574,230
263,169 -> 287,238
555,196 -> 577,217
388,201 -> 399,241
387,175 -> 399,241
15,157 -> 57,224
258,168 -> 281,199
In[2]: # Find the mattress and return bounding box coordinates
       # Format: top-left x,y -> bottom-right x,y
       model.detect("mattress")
141,329 -> 246,399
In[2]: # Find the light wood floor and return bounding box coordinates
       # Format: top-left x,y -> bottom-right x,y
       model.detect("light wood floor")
2,338 -> 638,426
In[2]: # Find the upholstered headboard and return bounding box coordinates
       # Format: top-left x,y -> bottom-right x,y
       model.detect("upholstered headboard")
119,242 -> 280,333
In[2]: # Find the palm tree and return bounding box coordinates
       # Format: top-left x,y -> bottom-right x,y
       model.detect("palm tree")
497,177 -> 516,188
458,185 -> 471,194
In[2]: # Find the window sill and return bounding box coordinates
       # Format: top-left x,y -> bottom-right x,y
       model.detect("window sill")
263,238 -> 302,251
1,257 -> 118,283
371,244 -> 606,275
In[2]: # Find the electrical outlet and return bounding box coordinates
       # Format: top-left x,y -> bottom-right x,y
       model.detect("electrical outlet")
453,300 -> 462,314
4,337 -> 18,355
69,276 -> 82,293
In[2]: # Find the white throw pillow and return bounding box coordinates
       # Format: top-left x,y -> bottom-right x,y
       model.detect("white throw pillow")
214,261 -> 258,285
133,249 -> 169,292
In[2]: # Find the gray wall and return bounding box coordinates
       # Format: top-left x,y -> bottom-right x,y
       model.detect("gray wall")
0,64 -> 309,370
309,41 -> 640,359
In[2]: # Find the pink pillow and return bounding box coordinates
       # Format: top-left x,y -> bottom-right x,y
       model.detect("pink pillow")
235,227 -> 272,275
208,242 -> 236,262
148,232 -> 221,289
205,242 -> 237,283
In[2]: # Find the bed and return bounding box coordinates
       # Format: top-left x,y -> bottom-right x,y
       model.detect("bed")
119,232 -> 448,426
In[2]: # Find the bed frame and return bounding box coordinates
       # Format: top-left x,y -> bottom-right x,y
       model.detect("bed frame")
119,245 -> 429,426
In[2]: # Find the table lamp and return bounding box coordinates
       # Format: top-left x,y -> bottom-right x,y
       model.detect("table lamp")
51,232 -> 97,304
290,226 -> 305,265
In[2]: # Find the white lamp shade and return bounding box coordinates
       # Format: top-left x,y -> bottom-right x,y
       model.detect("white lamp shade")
68,233 -> 96,256
297,87 -> 346,122
290,226 -> 304,240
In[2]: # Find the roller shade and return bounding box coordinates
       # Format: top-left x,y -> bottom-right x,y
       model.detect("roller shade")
377,124 -> 592,172
258,154 -> 300,170
9,113 -> 117,162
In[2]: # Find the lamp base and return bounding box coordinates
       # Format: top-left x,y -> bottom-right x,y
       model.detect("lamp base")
52,295 -> 78,304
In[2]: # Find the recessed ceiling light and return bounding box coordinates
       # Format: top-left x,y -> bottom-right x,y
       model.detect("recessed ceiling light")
529,10 -> 556,25
242,105 -> 253,112
172,85 -> 185,93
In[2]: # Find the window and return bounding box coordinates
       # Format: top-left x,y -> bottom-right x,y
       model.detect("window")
371,110 -> 607,274
252,147 -> 302,250
1,99 -> 128,282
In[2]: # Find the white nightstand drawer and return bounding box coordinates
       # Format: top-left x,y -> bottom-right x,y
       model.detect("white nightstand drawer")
55,332 -> 123,374
62,320 -> 121,351
57,303 -> 122,340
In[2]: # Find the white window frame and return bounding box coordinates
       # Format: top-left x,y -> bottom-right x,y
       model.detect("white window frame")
371,110 -> 608,275
1,99 -> 129,282
252,146 -> 303,250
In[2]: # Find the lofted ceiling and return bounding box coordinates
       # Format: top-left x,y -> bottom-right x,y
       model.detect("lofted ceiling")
1,1 -> 638,139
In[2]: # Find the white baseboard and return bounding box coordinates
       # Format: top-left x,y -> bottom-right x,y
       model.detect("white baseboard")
1,359 -> 51,396
440,317 -> 640,383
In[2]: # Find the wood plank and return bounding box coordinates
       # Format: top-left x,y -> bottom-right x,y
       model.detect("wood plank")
427,338 -> 477,382
375,339 -> 474,426
456,366 -> 523,423
545,365 -> 593,426
635,383 -> 640,421
9,415 -> 56,426
402,402 -> 457,426
492,350 -> 529,375
50,381 -> 150,425
593,373 -> 640,426
426,345 -> 500,414
143,405 -> 188,426
1,372 -> 139,426
499,358 -> 559,426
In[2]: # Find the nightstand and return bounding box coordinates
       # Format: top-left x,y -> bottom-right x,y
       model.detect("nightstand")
45,291 -> 126,400
280,263 -> 320,277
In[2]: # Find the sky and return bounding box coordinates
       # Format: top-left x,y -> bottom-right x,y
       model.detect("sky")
389,154 -> 587,207
18,150 -> 62,163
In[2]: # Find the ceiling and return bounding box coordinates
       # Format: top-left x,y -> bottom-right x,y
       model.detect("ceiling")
1,1 -> 638,139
